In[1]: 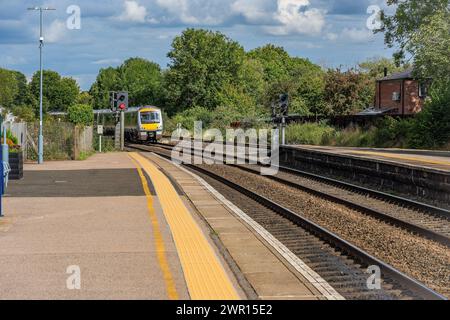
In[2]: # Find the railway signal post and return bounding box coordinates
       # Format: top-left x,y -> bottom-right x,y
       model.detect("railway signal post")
272,94 -> 289,146
109,91 -> 129,151
280,94 -> 289,145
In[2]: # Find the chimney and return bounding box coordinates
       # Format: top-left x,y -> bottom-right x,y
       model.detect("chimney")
383,67 -> 388,77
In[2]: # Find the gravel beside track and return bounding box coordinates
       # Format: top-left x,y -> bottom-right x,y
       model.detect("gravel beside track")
200,164 -> 450,297
193,170 -> 409,300
241,164 -> 450,238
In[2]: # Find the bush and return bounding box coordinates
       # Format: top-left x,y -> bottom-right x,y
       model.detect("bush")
171,106 -> 213,133
409,80 -> 450,149
67,104 -> 94,126
286,122 -> 335,145
333,126 -> 376,147
12,104 -> 36,122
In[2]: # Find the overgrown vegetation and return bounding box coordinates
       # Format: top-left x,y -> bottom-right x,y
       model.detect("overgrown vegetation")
67,104 -> 94,126
286,100 -> 449,150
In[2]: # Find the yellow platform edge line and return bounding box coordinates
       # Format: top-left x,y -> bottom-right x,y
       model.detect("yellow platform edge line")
130,152 -> 240,301
129,155 -> 180,300
349,150 -> 450,167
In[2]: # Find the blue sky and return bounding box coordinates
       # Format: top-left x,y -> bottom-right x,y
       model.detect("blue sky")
0,0 -> 395,90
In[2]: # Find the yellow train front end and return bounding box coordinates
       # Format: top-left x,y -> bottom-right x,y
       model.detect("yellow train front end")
137,107 -> 163,142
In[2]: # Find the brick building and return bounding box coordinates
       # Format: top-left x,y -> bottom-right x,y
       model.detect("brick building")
374,69 -> 428,115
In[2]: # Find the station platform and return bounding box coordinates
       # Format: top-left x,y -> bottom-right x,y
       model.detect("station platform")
289,145 -> 450,172
0,152 -> 325,300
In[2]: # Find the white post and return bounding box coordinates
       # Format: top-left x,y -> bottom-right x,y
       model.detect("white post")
120,111 -> 125,151
281,117 -> 286,146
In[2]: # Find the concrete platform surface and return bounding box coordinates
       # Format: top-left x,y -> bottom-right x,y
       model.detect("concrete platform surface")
145,153 -> 328,300
1,153 -> 189,299
1,151 -> 329,301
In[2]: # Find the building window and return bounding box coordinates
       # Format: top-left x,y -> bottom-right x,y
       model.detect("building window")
392,92 -> 401,101
419,82 -> 428,98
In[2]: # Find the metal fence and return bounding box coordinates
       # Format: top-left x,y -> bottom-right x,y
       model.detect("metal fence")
26,122 -> 93,161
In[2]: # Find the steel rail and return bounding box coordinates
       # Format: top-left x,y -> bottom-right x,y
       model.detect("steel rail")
128,143 -> 447,300
232,164 -> 450,248
130,142 -> 450,245
135,145 -> 447,300
185,164 -> 447,301
137,142 -> 450,219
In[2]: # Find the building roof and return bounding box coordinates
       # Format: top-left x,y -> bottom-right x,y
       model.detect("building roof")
378,69 -> 414,81
358,107 -> 399,115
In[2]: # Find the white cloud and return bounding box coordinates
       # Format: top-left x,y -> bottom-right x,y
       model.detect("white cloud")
0,55 -> 27,66
156,0 -> 195,24
46,20 -> 66,43
231,0 -> 274,24
118,0 -> 148,23
92,58 -> 122,65
266,0 -> 326,36
341,27 -> 374,43
155,0 -> 231,25
326,32 -> 338,41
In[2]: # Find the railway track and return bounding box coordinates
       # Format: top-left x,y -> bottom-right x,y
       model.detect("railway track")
127,142 -> 448,300
147,141 -> 450,246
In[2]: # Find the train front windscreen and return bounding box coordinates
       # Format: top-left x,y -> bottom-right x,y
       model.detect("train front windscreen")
140,112 -> 160,124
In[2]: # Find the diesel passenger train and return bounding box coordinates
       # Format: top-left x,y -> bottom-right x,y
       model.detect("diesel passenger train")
96,106 -> 164,143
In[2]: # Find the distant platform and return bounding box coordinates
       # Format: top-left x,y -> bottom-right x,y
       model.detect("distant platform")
287,145 -> 450,172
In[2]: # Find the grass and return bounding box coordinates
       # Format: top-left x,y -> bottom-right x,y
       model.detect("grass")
284,121 -> 436,149
77,150 -> 96,161
286,123 -> 336,145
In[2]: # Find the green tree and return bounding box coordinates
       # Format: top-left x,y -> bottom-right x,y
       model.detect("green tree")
248,45 -> 325,115
30,70 -> 80,112
0,68 -> 18,109
119,57 -> 162,107
77,91 -> 93,105
237,57 -> 267,105
67,104 -> 94,126
379,0 -> 449,65
11,70 -> 31,107
90,58 -> 163,110
248,45 -> 292,84
290,57 -> 325,115
57,78 -> 80,110
412,12 -> 450,81
165,28 -> 245,114
324,68 -> 373,116
358,57 -> 410,81
12,104 -> 35,122
409,80 -> 450,148
89,67 -> 122,110
215,83 -> 262,128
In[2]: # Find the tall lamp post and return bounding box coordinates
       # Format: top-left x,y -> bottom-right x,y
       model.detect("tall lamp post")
27,7 -> 55,164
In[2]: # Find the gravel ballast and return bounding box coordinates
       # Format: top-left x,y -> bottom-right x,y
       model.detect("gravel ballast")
200,164 -> 450,297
